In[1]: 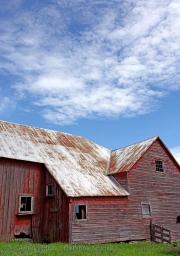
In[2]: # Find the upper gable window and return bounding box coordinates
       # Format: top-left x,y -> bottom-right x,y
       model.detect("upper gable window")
46,184 -> 53,196
155,160 -> 164,173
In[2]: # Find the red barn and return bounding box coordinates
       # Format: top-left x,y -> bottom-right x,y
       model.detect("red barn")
0,120 -> 180,243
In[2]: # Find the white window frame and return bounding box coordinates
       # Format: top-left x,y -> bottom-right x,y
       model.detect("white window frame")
155,160 -> 164,173
46,184 -> 53,196
19,195 -> 34,214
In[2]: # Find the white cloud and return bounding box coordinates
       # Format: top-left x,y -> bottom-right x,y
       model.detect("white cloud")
0,0 -> 180,124
0,97 -> 15,115
170,147 -> 180,164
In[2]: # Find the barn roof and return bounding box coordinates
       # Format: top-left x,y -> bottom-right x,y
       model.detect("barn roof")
108,137 -> 158,174
0,120 -> 129,197
1,121 -> 174,197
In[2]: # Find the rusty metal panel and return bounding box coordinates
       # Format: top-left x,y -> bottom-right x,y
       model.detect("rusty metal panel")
0,121 -> 129,197
109,137 -> 158,174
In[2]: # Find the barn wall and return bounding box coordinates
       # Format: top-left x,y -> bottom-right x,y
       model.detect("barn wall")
114,172 -> 129,191
127,139 -> 180,242
70,196 -> 148,244
0,158 -> 69,242
70,139 -> 180,244
42,170 -> 69,243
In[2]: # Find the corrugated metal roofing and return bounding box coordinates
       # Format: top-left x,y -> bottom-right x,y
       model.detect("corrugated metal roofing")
0,121 -> 161,196
0,120 -> 130,197
108,137 -> 158,174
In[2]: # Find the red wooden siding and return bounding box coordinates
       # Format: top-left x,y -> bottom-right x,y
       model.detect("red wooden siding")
42,170 -> 69,243
1,137 -> 180,244
127,139 -> 180,242
0,158 -> 44,241
14,215 -> 32,236
70,197 -> 147,244
113,172 -> 129,191
69,139 -> 180,244
0,158 -> 69,242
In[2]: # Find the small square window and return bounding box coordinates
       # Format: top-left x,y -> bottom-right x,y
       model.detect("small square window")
19,196 -> 33,213
75,205 -> 87,220
46,184 -> 53,196
141,203 -> 151,217
155,160 -> 164,172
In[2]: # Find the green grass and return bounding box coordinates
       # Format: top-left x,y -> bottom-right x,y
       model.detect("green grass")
0,240 -> 180,256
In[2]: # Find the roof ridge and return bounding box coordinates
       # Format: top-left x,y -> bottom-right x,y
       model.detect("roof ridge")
111,136 -> 158,152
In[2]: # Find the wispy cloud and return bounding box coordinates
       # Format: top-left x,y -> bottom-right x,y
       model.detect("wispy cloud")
0,0 -> 180,124
171,147 -> 180,164
0,96 -> 15,115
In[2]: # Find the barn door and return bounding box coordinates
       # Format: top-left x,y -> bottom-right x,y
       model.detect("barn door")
14,195 -> 34,238
14,215 -> 32,238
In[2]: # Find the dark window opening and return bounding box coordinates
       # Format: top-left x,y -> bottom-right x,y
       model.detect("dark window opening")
176,215 -> 180,224
46,184 -> 53,196
155,160 -> 164,172
142,203 -> 151,217
19,196 -> 33,213
75,205 -> 87,220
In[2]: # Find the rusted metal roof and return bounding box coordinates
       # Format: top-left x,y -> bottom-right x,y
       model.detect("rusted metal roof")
0,120 -> 129,197
108,137 -> 158,174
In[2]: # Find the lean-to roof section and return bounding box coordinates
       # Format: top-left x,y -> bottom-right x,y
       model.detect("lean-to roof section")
0,120 -> 129,197
108,136 -> 158,175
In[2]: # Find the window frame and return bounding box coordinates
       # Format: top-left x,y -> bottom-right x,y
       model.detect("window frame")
141,202 -> 152,218
155,160 -> 165,173
75,204 -> 87,221
46,184 -> 54,197
19,195 -> 34,214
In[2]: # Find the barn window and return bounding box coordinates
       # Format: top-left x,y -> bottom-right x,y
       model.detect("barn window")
75,205 -> 87,220
176,215 -> 180,224
141,203 -> 151,217
46,184 -> 53,196
155,160 -> 164,172
19,196 -> 34,213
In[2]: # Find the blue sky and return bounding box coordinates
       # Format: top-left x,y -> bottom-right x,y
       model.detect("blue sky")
0,0 -> 180,163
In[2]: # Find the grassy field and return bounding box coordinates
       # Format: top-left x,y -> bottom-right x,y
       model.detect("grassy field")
0,240 -> 180,256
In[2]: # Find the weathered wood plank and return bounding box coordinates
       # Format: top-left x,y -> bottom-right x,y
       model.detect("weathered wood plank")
70,140 -> 180,244
0,158 -> 69,243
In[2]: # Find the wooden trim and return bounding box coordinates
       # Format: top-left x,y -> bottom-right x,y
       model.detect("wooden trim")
18,195 -> 34,214
69,198 -> 72,244
141,202 -> 152,218
16,213 -> 34,216
43,196 -> 55,199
